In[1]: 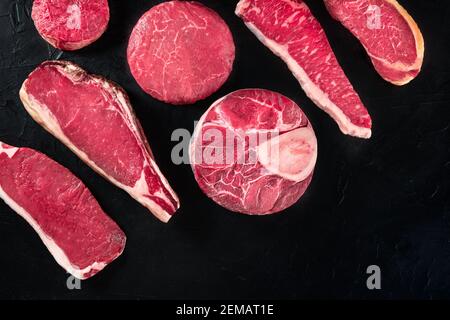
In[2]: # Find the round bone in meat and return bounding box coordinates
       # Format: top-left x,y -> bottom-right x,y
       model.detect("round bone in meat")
190,89 -> 317,215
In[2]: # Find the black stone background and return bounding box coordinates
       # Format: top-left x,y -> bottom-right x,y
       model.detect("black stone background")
0,0 -> 449,299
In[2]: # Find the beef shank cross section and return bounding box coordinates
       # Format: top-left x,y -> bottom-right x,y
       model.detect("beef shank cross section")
190,89 -> 317,215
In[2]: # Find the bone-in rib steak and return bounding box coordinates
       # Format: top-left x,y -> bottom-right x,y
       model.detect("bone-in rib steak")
20,61 -> 179,223
324,0 -> 424,85
0,142 -> 126,279
236,0 -> 372,139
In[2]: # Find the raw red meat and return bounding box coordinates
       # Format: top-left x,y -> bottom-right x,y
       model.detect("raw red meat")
324,0 -> 424,85
32,0 -> 110,50
236,0 -> 372,139
190,89 -> 317,215
127,1 -> 235,105
20,61 -> 179,223
0,142 -> 125,280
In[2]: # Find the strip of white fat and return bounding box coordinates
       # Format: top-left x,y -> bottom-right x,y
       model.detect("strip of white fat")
235,15 -> 371,139
0,184 -> 108,280
20,74 -> 176,223
0,143 -> 19,158
257,127 -> 317,182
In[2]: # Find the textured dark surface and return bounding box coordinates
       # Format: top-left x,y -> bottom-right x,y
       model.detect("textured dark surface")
0,0 -> 449,299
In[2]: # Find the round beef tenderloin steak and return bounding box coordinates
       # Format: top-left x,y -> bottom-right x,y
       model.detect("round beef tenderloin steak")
32,0 -> 110,51
190,89 -> 317,215
127,1 -> 235,105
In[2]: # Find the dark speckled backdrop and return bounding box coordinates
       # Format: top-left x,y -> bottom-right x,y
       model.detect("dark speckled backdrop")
0,0 -> 449,299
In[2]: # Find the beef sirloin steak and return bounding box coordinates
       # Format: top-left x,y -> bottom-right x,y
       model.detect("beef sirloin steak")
190,89 -> 317,215
324,0 -> 424,85
32,0 -> 110,51
236,0 -> 372,139
127,1 -> 235,105
20,61 -> 180,223
0,142 -> 125,279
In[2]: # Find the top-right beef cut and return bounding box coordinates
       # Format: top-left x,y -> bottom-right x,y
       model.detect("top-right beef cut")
324,0 -> 424,85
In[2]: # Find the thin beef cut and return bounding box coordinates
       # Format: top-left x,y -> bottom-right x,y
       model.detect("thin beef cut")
190,89 -> 317,215
236,0 -> 372,139
0,142 -> 125,280
32,0 -> 110,51
127,1 -> 235,105
20,61 -> 180,223
324,0 -> 424,85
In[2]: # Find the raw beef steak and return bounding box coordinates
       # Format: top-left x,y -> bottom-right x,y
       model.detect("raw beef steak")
20,61 -> 180,223
127,1 -> 235,105
0,142 -> 125,280
32,0 -> 110,51
236,0 -> 372,139
324,0 -> 424,85
190,89 -> 317,215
